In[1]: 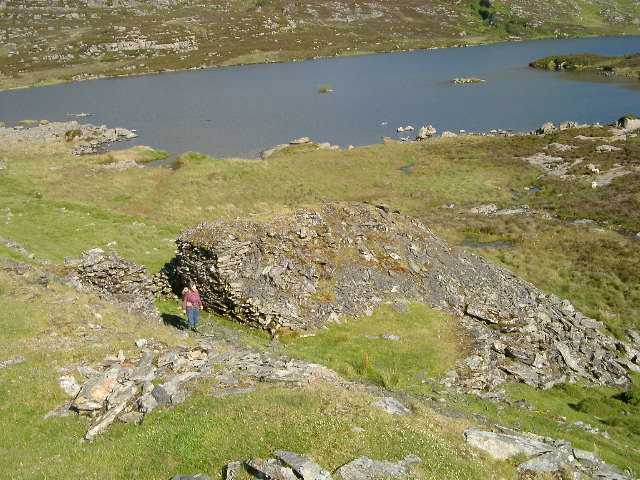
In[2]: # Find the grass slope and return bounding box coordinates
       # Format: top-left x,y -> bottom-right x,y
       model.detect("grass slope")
1,125 -> 640,477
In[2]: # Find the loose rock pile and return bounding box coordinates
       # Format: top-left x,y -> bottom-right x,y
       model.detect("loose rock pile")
465,427 -> 633,480
0,121 -> 137,155
212,450 -> 420,480
171,202 -> 637,391
66,248 -> 166,318
53,337 -> 341,440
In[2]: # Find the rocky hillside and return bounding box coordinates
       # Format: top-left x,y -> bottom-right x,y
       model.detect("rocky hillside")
1,0 -> 640,89
172,202 -> 638,392
1,117 -> 640,478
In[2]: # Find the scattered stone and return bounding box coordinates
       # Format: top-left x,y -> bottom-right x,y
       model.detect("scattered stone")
59,375 -> 81,397
290,137 -> 311,145
224,462 -> 242,480
372,397 -> 411,415
536,122 -> 556,134
465,427 -> 632,479
0,356 -> 26,369
72,367 -> 120,412
135,338 -> 148,349
245,458 -> 297,480
336,455 -> 420,480
596,144 -> 622,153
464,428 -> 553,460
84,400 -> 129,440
0,121 -> 137,155
170,475 -> 211,480
416,124 -> 436,140
118,411 -> 144,424
451,77 -> 485,84
469,204 -> 498,215
273,450 -> 332,480
545,142 -> 577,152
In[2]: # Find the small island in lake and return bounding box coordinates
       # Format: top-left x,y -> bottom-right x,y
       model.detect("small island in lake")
530,53 -> 640,79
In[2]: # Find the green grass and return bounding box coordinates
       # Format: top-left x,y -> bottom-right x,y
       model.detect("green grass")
0,264 -> 512,480
1,127 -> 638,334
282,303 -> 466,391
2,124 -> 640,478
451,376 -> 640,477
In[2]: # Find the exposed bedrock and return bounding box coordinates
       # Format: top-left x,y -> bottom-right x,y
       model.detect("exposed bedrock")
171,202 -> 638,390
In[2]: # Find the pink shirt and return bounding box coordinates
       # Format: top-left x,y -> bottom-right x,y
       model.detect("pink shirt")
183,290 -> 202,310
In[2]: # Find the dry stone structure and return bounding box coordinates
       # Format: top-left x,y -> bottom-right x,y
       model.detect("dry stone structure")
67,248 -> 167,317
172,202 -> 639,391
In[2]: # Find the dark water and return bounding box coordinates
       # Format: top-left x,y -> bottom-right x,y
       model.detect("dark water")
1,36 -> 639,158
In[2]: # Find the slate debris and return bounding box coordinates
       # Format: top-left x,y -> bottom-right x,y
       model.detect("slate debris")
51,336 -> 343,439
220,451 -> 420,480
169,202 -> 636,391
465,427 -> 633,480
67,248 -> 169,318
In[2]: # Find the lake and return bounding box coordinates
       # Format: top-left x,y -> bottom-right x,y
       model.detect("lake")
1,35 -> 639,158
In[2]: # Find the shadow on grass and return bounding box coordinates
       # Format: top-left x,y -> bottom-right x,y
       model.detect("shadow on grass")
161,312 -> 187,330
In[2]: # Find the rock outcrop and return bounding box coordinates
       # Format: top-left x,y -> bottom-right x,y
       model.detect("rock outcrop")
170,202 -> 636,390
465,427 -> 633,479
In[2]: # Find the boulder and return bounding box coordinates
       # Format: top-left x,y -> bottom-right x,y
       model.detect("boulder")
336,455 -> 420,480
59,375 -> 81,397
463,428 -> 552,460
245,459 -> 297,480
536,122 -> 556,134
273,451 -> 332,480
290,137 -> 311,145
416,125 -> 436,140
371,397 -> 411,415
72,367 -> 120,412
518,450 -> 573,473
84,401 -> 129,440
617,115 -> 640,131
224,462 -> 242,480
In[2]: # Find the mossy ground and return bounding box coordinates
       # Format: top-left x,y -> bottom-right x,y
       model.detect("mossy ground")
1,125 -> 639,477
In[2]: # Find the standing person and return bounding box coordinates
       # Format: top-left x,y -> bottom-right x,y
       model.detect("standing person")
182,283 -> 203,332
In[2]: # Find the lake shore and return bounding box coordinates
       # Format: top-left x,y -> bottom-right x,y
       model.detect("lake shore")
2,0 -> 640,94
2,32 -> 638,93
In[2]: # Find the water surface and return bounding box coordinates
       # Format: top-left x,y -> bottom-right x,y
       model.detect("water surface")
1,36 -> 639,158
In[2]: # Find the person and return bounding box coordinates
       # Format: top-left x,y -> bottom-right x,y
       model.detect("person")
182,283 -> 203,332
